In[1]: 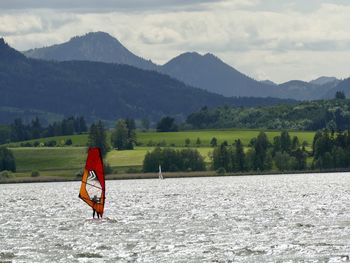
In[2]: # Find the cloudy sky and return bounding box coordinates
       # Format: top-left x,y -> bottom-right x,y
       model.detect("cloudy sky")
0,0 -> 349,83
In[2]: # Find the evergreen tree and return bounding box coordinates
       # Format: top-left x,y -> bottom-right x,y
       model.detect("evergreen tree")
275,151 -> 291,171
196,137 -> 201,147
31,117 -> 42,139
280,131 -> 291,153
235,139 -> 245,171
125,118 -> 136,149
88,121 -> 109,157
212,143 -> 231,172
335,91 -> 346,99
156,116 -> 178,132
0,126 -> 11,145
111,120 -> 129,150
79,117 -> 88,133
292,148 -> 307,170
272,136 -> 281,155
291,136 -> 299,150
0,147 -> 16,172
210,137 -> 218,147
141,118 -> 150,131
252,132 -> 271,171
111,119 -> 136,150
10,118 -> 28,142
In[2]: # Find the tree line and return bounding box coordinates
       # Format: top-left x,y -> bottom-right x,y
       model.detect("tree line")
143,147 -> 205,172
313,129 -> 350,169
186,95 -> 350,131
0,116 -> 87,144
212,131 -> 308,173
87,118 -> 137,157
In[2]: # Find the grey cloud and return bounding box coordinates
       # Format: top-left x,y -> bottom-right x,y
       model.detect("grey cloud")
175,37 -> 350,57
0,0 -> 225,12
253,0 -> 350,12
0,12 -> 77,37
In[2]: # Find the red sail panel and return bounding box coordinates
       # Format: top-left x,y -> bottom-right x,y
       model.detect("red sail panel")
79,147 -> 105,216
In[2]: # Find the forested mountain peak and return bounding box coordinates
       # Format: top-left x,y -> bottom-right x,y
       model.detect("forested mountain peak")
280,80 -> 310,86
161,50 -> 275,97
0,38 -> 26,62
69,31 -> 121,44
310,76 -> 339,86
24,31 -> 158,70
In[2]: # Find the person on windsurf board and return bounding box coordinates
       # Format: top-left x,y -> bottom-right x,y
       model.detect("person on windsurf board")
78,148 -> 105,219
92,195 -> 102,219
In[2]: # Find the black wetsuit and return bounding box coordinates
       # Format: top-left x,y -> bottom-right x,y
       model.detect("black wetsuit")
92,196 -> 101,219
93,209 -> 100,219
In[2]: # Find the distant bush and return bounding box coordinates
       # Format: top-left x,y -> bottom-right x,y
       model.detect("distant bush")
126,167 -> 139,174
156,116 -> 178,132
104,163 -> 113,175
0,170 -> 13,180
75,170 -> 83,178
44,140 -> 56,147
31,170 -> 40,177
156,140 -> 167,147
147,140 -> 155,147
216,167 -> 226,175
65,138 -> 73,146
135,141 -> 143,146
20,142 -> 33,147
33,141 -> 40,147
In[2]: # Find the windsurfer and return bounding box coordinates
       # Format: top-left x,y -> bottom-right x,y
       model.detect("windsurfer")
92,195 -> 101,219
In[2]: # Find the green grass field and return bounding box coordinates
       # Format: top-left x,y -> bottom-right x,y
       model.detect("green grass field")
5,129 -> 315,148
12,147 -> 87,172
5,129 -> 316,178
137,129 -> 315,147
6,134 -> 89,147
11,146 -> 213,173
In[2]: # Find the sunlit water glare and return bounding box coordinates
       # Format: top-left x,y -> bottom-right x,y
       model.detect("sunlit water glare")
1,173 -> 350,262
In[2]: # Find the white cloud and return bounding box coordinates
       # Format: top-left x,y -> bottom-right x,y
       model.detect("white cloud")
0,1 -> 350,83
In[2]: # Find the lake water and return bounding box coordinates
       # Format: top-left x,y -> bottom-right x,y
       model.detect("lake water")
1,173 -> 350,262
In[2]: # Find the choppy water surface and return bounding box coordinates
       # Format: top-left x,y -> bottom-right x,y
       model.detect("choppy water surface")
1,173 -> 350,262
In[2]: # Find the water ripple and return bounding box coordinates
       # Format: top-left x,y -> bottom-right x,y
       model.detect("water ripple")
1,173 -> 350,262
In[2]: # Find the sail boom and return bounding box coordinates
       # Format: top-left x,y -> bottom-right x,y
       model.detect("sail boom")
81,180 -> 103,190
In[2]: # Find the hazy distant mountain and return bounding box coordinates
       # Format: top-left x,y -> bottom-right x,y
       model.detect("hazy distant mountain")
276,80 -> 332,100
160,52 -> 342,100
0,39 -> 295,123
324,78 -> 350,98
310,76 -> 339,86
160,52 -> 278,97
260,80 -> 277,86
24,32 -> 158,71
22,31 -> 344,101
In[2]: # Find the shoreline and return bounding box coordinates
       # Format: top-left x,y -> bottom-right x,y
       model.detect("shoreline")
1,168 -> 350,184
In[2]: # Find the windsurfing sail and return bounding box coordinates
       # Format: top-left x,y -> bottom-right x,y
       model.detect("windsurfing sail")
159,164 -> 163,179
79,147 -> 105,217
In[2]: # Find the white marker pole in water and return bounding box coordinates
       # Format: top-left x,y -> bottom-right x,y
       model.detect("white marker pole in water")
159,165 -> 163,179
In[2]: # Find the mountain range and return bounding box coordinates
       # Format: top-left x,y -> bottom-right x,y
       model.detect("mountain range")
0,39 -> 295,124
24,32 -> 346,100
